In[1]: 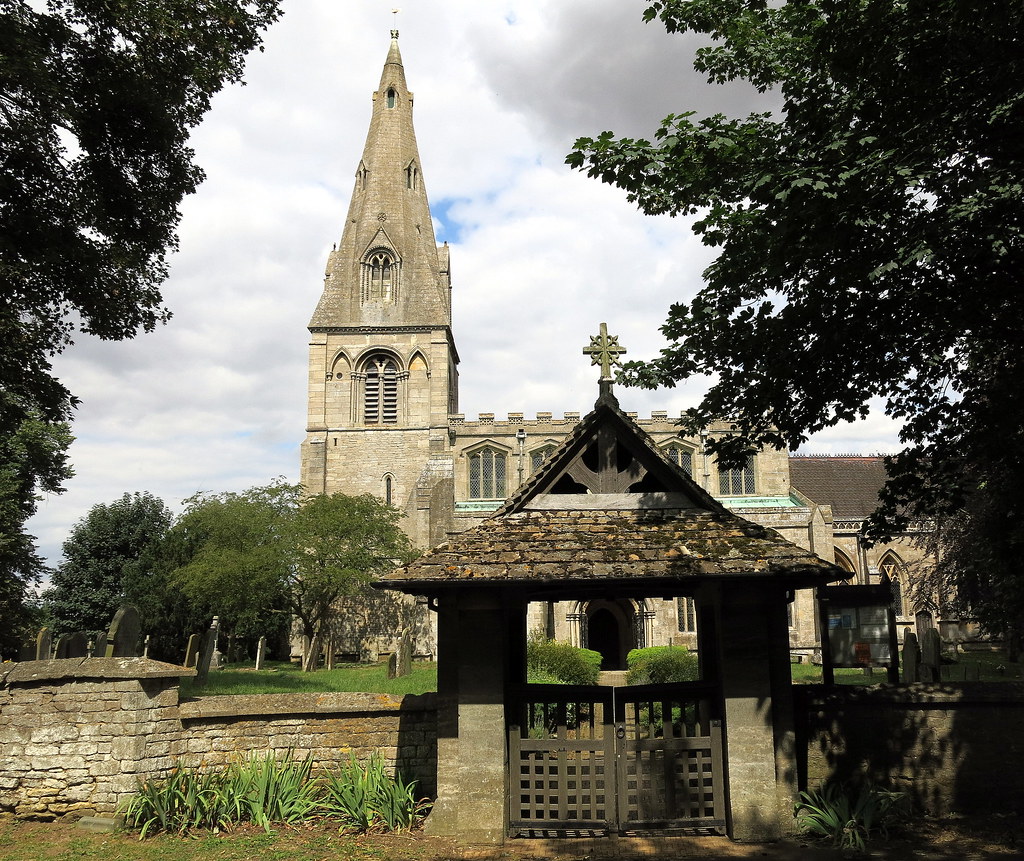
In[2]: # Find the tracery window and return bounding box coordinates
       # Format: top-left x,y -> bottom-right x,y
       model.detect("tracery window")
469,447 -> 507,499
880,552 -> 905,615
717,455 -> 755,495
363,356 -> 398,424
530,445 -> 557,474
361,251 -> 398,303
664,443 -> 695,476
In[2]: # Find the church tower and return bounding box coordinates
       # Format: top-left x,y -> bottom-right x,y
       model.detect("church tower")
301,31 -> 458,548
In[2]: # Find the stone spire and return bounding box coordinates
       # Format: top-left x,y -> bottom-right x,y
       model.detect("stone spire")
309,31 -> 451,329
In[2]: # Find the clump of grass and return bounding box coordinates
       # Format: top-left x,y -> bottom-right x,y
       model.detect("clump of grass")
795,781 -> 909,854
121,750 -> 428,838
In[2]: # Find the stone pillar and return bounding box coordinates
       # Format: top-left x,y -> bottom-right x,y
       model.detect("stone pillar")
715,584 -> 798,842
424,588 -> 518,843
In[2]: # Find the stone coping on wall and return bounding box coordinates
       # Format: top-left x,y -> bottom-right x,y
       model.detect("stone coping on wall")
178,691 -> 437,720
797,680 -> 1024,706
0,657 -> 195,685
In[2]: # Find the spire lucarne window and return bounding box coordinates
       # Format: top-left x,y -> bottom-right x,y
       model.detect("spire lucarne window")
362,250 -> 398,302
364,356 -> 398,424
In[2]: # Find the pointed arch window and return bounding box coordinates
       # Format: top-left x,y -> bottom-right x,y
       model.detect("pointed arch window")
405,162 -> 419,190
361,250 -> 398,303
530,445 -> 557,474
384,475 -> 394,506
664,443 -> 695,477
387,88 -> 397,108
469,447 -> 507,500
880,552 -> 906,615
364,356 -> 399,424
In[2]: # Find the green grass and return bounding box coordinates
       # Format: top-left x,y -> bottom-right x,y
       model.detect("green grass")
180,661 -> 437,698
791,646 -> 1022,684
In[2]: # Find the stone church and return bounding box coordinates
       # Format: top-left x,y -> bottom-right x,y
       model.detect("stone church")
300,32 -> 931,666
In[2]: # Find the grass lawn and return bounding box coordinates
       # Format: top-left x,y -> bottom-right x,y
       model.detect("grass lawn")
180,660 -> 438,698
790,645 -> 1022,684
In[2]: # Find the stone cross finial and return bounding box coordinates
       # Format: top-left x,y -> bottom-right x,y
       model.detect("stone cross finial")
584,322 -> 626,380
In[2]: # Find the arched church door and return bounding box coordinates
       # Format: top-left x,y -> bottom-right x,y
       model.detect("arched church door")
584,600 -> 636,670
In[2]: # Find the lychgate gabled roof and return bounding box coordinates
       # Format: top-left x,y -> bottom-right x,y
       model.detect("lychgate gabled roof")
375,391 -> 846,598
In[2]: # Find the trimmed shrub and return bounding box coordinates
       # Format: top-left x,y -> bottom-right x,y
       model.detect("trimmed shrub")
626,646 -> 700,685
527,636 -> 601,685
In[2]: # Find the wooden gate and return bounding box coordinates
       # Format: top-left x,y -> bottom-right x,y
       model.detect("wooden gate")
507,682 -> 726,836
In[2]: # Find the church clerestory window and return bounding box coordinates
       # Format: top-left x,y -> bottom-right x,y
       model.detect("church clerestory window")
718,455 -> 756,495
363,356 -> 398,424
469,447 -> 507,499
664,443 -> 695,477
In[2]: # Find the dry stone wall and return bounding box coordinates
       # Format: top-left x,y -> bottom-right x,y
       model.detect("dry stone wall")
0,658 -> 437,820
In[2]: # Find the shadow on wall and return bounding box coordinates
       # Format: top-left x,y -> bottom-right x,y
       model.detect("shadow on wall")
794,682 -> 1024,815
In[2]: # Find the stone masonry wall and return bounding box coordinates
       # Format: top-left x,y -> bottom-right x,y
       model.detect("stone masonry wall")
797,682 -> 1024,816
0,658 -> 437,820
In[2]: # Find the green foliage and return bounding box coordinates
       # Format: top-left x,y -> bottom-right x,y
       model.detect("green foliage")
795,782 -> 909,853
0,413 -> 73,658
319,752 -> 426,833
169,480 -> 415,672
0,1 -> 283,631
43,492 -> 173,636
568,0 -> 1024,562
626,646 -> 700,685
526,635 -> 601,685
121,751 -> 426,838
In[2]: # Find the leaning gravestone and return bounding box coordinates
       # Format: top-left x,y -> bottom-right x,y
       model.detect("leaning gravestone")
92,632 -> 107,657
194,617 -> 220,687
901,631 -> 920,683
920,627 -> 942,682
255,635 -> 267,671
387,628 -> 414,679
183,633 -> 201,669
35,627 -> 52,661
105,605 -> 142,657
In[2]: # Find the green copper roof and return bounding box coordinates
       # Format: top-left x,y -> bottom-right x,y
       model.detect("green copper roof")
720,495 -> 802,509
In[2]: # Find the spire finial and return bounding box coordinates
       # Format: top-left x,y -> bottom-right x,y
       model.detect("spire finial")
391,7 -> 400,38
584,323 -> 626,403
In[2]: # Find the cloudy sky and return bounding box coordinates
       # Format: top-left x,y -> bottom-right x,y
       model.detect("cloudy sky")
29,0 -> 902,566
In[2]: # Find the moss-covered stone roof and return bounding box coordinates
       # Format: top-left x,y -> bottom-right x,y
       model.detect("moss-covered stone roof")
377,506 -> 842,595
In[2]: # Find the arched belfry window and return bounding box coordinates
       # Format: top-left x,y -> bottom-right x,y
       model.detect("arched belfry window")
405,162 -> 419,190
361,250 -> 399,303
469,447 -> 507,500
363,356 -> 399,424
387,88 -> 397,108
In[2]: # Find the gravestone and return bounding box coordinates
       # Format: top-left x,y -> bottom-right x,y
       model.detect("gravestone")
105,605 -> 142,657
143,634 -> 151,658
901,631 -> 920,683
65,631 -> 89,658
18,642 -> 34,661
93,632 -> 107,657
53,634 -> 70,659
920,627 -> 942,682
194,616 -> 220,687
387,628 -> 414,679
183,633 -> 201,669
35,627 -> 52,661
255,635 -> 267,671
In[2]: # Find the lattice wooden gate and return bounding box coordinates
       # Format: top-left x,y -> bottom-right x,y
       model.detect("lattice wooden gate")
507,682 -> 726,836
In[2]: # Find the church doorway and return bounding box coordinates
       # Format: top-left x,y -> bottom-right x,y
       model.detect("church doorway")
584,599 -> 636,670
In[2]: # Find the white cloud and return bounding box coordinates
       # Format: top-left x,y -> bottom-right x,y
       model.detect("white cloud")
26,0 -> 900,568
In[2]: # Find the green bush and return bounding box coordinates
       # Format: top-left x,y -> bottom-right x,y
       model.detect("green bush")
626,646 -> 700,685
527,636 -> 601,685
795,781 -> 909,853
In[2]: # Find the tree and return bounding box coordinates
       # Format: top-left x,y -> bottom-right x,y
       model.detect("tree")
0,411 -> 72,657
170,481 -> 415,671
0,0 -> 282,612
567,0 -> 1024,545
44,491 -> 173,637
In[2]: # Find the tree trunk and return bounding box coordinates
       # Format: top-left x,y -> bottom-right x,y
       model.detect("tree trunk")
303,629 -> 322,672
